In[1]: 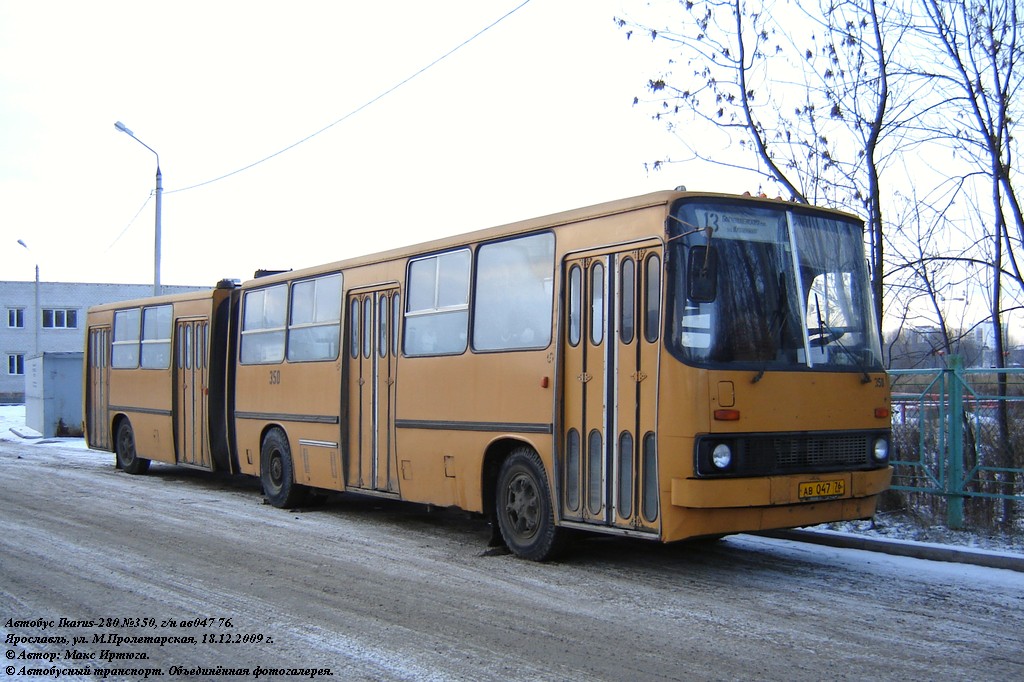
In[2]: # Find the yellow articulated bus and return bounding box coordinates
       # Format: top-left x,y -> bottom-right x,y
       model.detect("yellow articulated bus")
84,190 -> 892,560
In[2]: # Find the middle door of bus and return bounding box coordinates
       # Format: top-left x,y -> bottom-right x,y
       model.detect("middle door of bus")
346,287 -> 401,494
175,318 -> 211,469
562,245 -> 662,533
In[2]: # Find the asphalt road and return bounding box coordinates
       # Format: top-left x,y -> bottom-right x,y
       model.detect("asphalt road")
2,439 -> 1022,681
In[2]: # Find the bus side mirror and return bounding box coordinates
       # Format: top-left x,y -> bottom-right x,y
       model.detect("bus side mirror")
687,246 -> 718,302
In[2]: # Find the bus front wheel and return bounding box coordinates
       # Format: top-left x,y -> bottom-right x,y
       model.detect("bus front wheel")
115,420 -> 150,475
260,428 -> 308,509
496,446 -> 566,561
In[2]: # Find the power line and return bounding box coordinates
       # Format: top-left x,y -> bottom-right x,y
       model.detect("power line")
167,0 -> 532,195
105,193 -> 153,252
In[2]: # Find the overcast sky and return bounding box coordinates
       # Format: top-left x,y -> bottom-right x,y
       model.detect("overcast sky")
1,0 -> 740,287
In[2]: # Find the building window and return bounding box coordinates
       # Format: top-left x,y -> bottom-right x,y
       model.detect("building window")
8,354 -> 24,375
7,308 -> 25,328
42,308 -> 78,329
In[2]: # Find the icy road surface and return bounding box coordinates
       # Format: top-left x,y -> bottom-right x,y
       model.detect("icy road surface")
1,435 -> 1021,681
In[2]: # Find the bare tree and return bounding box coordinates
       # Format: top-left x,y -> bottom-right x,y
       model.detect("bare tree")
619,0 -> 1024,531
620,0 -> 1024,340
618,0 -> 908,337
920,0 -> 1024,522
920,0 -> 1024,324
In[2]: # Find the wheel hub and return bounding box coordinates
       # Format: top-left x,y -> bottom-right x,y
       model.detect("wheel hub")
506,473 -> 539,538
269,454 -> 284,486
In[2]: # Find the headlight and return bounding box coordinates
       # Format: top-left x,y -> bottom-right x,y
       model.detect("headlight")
712,443 -> 733,469
872,438 -> 889,462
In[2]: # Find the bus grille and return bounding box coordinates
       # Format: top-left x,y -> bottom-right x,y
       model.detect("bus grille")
695,431 -> 886,477
758,434 -> 870,470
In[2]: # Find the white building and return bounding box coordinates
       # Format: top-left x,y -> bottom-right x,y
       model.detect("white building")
2,280 -> 204,402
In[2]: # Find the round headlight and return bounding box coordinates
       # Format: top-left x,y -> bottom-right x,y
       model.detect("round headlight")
712,443 -> 733,469
873,438 -> 889,462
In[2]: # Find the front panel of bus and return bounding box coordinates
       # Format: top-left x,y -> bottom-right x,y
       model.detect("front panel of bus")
657,196 -> 892,541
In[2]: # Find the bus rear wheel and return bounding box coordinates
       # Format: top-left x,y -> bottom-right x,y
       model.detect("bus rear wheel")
496,446 -> 566,561
260,428 -> 308,509
115,420 -> 150,475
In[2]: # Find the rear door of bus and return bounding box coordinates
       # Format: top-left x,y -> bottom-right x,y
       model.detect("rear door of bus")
86,326 -> 111,449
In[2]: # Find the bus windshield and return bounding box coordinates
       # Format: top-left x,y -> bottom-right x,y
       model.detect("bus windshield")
666,199 -> 883,372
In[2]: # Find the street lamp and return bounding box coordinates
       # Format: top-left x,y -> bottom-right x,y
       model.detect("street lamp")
114,121 -> 162,296
16,239 -> 40,358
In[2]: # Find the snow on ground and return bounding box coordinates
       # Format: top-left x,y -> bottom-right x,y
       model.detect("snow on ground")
3,403 -> 1022,556
817,513 -> 1024,556
0,403 -> 89,448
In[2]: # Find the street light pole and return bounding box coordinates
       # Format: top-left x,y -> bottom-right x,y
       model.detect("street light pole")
16,239 -> 39,359
114,121 -> 162,296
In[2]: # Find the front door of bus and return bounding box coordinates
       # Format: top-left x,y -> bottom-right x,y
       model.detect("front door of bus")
175,318 -> 211,469
86,326 -> 111,450
346,287 -> 400,494
562,245 -> 662,533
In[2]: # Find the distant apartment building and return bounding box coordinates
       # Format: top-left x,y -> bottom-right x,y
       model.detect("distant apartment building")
2,280 -> 204,402
887,324 -> 1023,369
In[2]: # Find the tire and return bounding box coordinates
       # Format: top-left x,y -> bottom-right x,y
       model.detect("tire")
260,428 -> 308,508
495,446 -> 566,561
115,420 -> 150,475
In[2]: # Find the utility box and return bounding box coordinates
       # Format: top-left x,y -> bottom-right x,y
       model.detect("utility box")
25,352 -> 84,438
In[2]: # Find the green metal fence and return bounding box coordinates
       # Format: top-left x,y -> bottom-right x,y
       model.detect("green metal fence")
889,358 -> 1024,530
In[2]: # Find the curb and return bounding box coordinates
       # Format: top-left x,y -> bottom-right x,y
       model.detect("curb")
758,529 -> 1024,573
9,425 -> 41,439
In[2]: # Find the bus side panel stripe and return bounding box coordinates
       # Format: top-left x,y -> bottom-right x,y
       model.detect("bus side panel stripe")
235,411 -> 340,425
395,419 -> 553,434
108,405 -> 173,417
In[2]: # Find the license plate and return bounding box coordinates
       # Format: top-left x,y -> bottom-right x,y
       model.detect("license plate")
798,479 -> 846,501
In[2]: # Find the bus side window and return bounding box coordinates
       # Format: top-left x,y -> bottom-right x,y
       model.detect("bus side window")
472,233 -> 554,351
111,308 -> 141,369
141,304 -> 172,369
404,249 -> 471,356
240,285 -> 287,364
287,273 -> 342,362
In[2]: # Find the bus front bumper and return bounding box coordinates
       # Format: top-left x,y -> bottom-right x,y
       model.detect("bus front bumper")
670,466 -> 893,509
659,467 -> 892,542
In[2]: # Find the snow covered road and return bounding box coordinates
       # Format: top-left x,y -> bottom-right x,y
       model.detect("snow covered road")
1,433 -> 1022,681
